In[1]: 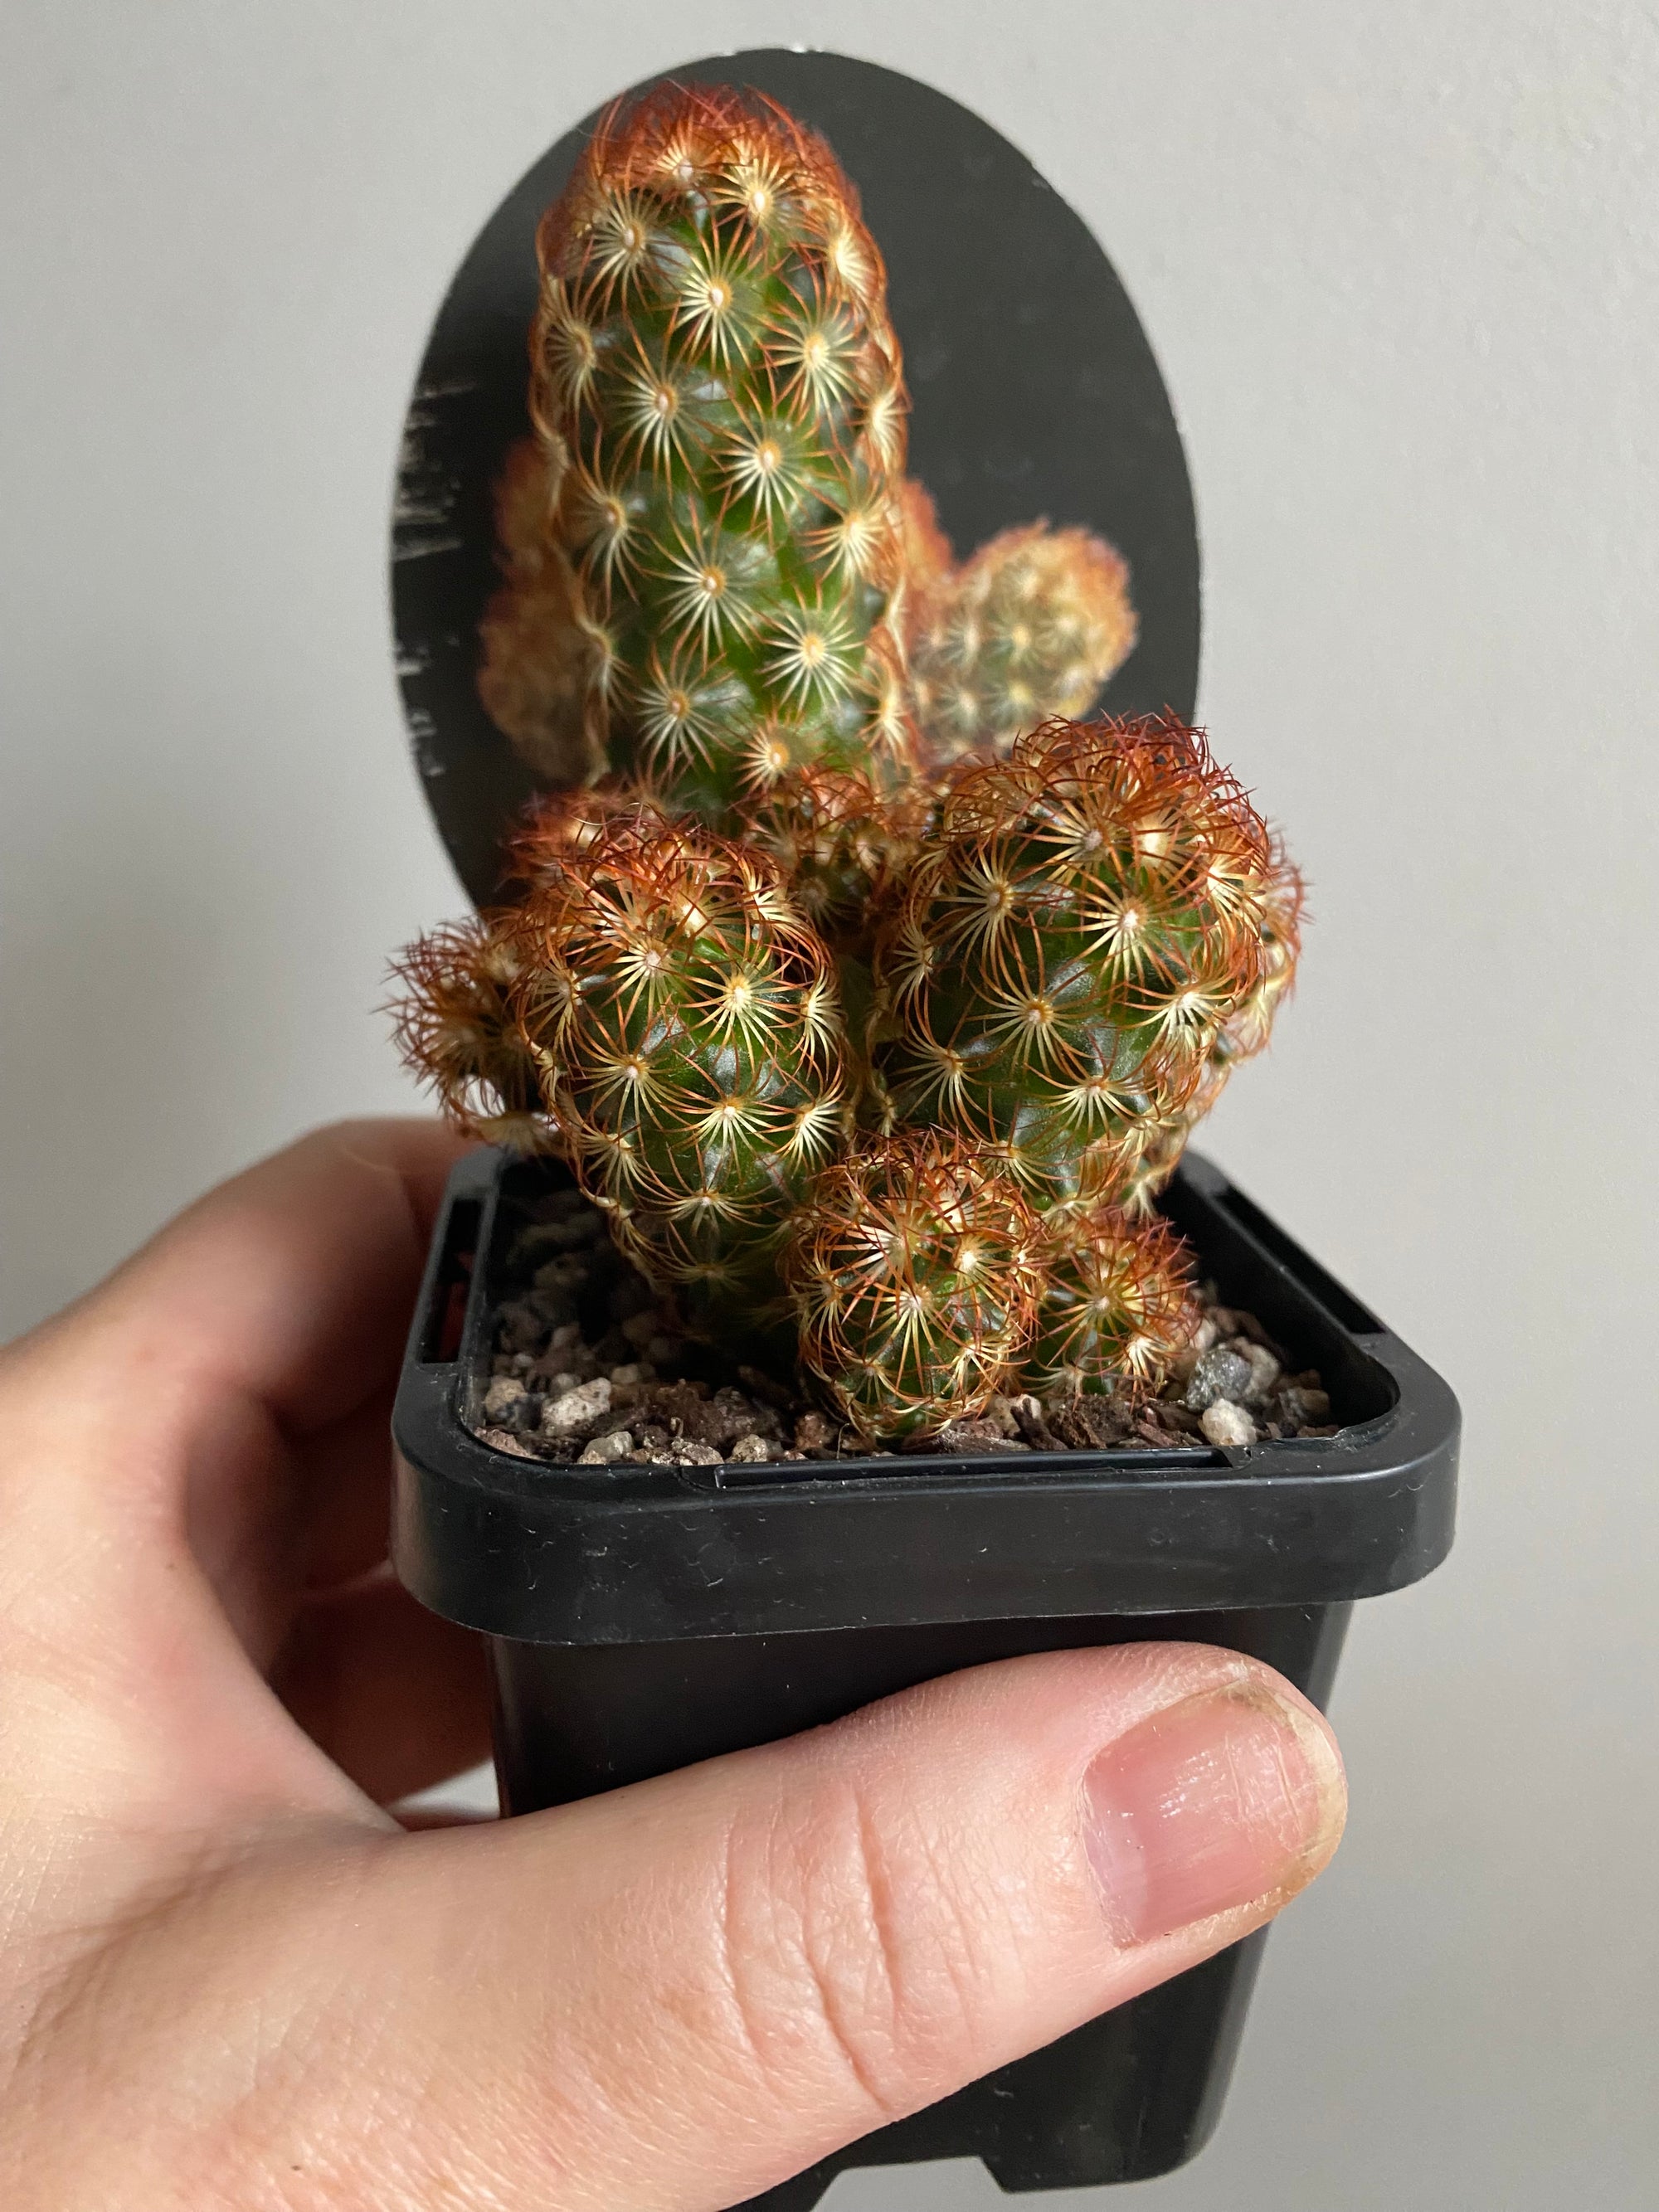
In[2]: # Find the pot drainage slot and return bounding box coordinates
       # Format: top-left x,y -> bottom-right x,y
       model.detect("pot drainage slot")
421,1198 -> 481,1364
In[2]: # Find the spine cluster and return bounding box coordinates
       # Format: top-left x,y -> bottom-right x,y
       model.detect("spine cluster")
395,82 -> 1305,1443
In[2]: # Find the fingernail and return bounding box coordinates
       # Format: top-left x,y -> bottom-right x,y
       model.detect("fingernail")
1082,1680 -> 1345,1946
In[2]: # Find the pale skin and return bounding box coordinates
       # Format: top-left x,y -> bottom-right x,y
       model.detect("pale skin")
0,1121 -> 1346,2211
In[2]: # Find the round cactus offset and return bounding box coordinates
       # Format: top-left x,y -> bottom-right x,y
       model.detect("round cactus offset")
513,814 -> 850,1331
785,1130 -> 1043,1439
905,499 -> 1138,765
1028,1202 -> 1199,1399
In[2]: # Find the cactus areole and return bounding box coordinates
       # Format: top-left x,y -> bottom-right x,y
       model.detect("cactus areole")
392,77 -> 1304,1445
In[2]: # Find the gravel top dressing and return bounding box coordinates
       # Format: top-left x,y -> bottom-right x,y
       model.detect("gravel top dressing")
469,1184 -> 1339,1471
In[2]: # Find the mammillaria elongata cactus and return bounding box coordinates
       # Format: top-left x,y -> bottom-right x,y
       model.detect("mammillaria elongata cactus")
873,715 -> 1287,1208
487,82 -> 917,819
902,488 -> 1138,764
395,80 -> 1304,1443
784,1130 -> 1043,1438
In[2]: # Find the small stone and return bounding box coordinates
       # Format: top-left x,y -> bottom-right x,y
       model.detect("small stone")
1183,1345 -> 1254,1413
1200,1399 -> 1257,1448
1170,1315 -> 1220,1383
727,1434 -> 774,1463
1279,1384 -> 1332,1427
478,1424 -> 538,1459
1238,1343 -> 1282,1407
906,1418 -> 1030,1455
540,1377 -> 613,1437
1047,1396 -> 1134,1451
980,1394 -> 1024,1440
669,1439 -> 724,1466
608,1362 -> 644,1387
704,1386 -> 762,1448
794,1411 -> 832,1453
1006,1393 -> 1061,1449
497,1298 -> 548,1355
577,1428 -> 633,1466
549,1321 -> 581,1352
482,1376 -> 529,1424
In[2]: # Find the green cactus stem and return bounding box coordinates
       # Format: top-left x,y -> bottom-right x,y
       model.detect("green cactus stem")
786,1129 -> 1042,1439
1027,1200 -> 1198,1398
873,714 -> 1289,1208
901,485 -> 1138,764
484,81 -> 918,820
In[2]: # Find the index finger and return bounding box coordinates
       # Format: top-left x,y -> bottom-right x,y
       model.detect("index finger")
12,1117 -> 471,1438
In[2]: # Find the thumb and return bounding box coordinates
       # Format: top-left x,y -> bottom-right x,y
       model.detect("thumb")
27,1642 -> 1345,2211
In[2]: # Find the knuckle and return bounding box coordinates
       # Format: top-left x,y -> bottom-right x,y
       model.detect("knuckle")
717,1777 -> 988,2125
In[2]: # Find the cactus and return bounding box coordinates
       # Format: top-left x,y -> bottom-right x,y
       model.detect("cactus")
901,484 -> 1137,765
504,813 -> 849,1333
785,1130 -> 1042,1439
388,917 -> 552,1152
1114,834 -> 1305,1212
872,714 -> 1282,1208
393,83 -> 1312,1438
490,81 -> 917,819
736,763 -> 927,956
1028,1201 -> 1198,1398
476,438 -> 606,786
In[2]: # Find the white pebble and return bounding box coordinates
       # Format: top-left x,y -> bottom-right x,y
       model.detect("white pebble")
541,1377 -> 613,1436
550,1322 -> 582,1351
1200,1399 -> 1257,1448
608,1362 -> 644,1386
1239,1343 -> 1282,1406
670,1439 -> 724,1466
727,1434 -> 773,1463
577,1427 -> 633,1466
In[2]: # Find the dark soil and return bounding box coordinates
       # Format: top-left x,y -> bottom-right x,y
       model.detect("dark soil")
470,1186 -> 1338,1470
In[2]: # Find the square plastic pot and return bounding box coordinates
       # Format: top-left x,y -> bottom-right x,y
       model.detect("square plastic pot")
392,1148 -> 1458,2206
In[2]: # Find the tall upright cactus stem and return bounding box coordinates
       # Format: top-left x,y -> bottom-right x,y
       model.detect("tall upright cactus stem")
509,82 -> 917,818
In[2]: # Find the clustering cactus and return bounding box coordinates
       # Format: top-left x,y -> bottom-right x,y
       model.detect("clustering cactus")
902,485 -> 1138,764
484,81 -> 917,819
396,80 -> 1305,1444
1028,1203 -> 1198,1399
786,1130 -> 1041,1437
872,715 -> 1281,1208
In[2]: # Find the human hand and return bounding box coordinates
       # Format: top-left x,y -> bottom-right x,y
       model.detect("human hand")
0,1120 -> 1345,2210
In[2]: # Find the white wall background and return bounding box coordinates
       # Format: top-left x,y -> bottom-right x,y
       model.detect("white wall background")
2,4 -> 1655,2206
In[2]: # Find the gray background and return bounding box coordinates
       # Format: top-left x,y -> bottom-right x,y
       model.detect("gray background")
2,5 -> 1654,2208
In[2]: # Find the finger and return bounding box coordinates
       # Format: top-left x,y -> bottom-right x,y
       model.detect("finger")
0,1117 -> 467,1621
26,1644 -> 1345,2211
268,1573 -> 493,1805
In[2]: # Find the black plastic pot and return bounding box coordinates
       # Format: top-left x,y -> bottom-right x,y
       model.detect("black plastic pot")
392,1149 -> 1457,2207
